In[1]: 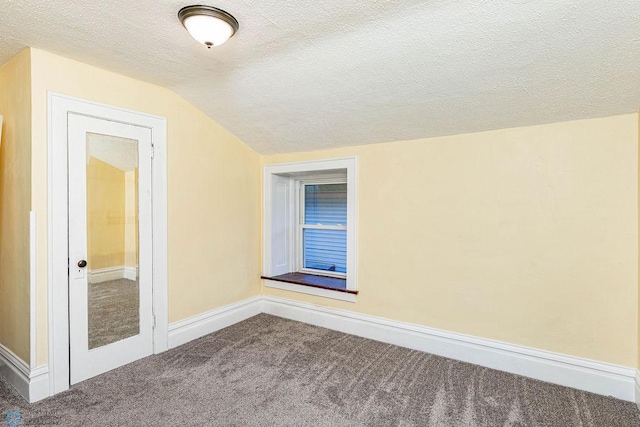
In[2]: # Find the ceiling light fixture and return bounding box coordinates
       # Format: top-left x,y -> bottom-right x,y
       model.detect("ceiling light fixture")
178,5 -> 239,49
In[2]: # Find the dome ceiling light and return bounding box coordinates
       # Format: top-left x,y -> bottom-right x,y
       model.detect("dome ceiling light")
178,5 -> 239,49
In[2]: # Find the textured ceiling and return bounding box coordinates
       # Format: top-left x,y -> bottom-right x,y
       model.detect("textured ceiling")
88,134 -> 138,172
1,0 -> 640,154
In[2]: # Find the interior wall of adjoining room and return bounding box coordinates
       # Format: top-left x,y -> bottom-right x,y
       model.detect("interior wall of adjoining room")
30,48 -> 262,366
86,132 -> 139,278
263,114 -> 640,368
0,49 -> 32,363
124,169 -> 138,271
87,157 -> 126,271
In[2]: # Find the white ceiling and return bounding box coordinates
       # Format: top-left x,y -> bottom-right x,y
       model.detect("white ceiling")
88,133 -> 138,172
1,1 -> 639,154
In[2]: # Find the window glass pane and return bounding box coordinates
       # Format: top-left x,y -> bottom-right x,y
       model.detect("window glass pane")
304,183 -> 347,226
303,229 -> 347,274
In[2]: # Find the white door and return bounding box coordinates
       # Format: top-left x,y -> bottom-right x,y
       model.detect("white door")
68,113 -> 154,384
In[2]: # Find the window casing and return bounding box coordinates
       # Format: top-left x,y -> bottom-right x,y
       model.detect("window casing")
262,157 -> 358,299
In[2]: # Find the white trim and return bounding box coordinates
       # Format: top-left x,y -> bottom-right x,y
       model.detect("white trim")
264,279 -> 356,303
263,157 -> 358,294
9,288 -> 636,403
300,225 -> 347,231
29,211 -> 37,369
296,180 -> 348,279
0,344 -> 50,403
29,366 -> 50,403
262,296 -> 636,401
48,92 -> 168,397
168,296 -> 263,349
635,370 -> 640,410
150,109 -> 169,354
88,265 -> 138,283
298,268 -> 346,279
88,266 -> 124,283
0,344 -> 29,400
124,266 -> 138,281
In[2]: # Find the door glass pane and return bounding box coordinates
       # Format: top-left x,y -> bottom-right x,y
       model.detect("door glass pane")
86,133 -> 139,350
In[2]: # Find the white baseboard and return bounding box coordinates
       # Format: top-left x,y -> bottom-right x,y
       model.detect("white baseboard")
635,370 -> 640,409
168,296 -> 263,349
262,296 -> 636,402
89,265 -> 138,283
0,344 -> 49,403
29,366 -> 50,402
123,266 -> 137,281
0,344 -> 29,400
11,294 -> 636,405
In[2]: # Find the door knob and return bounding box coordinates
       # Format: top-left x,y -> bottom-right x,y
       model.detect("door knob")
77,260 -> 87,268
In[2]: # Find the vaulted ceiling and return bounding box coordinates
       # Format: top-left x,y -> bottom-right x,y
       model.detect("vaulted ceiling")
2,1 -> 639,154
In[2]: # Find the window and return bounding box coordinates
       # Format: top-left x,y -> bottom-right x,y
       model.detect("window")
299,182 -> 347,277
262,158 -> 357,302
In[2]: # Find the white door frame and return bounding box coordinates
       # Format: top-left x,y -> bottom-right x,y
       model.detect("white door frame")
48,93 -> 168,396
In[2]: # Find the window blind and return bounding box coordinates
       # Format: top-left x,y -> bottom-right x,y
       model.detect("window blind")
303,184 -> 347,274
303,229 -> 347,273
304,184 -> 347,226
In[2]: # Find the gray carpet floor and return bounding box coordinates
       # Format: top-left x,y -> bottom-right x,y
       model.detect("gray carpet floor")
88,278 -> 139,349
1,314 -> 639,426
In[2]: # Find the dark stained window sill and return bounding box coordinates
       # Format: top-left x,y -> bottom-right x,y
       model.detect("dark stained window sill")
261,272 -> 357,295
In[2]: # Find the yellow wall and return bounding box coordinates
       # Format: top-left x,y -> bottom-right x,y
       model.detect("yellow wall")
87,157 -> 126,270
263,114 -> 639,367
124,169 -> 138,269
13,46 -> 640,370
0,49 -> 32,362
30,49 -> 262,365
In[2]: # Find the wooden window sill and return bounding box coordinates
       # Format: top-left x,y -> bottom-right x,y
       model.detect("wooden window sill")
261,272 -> 357,295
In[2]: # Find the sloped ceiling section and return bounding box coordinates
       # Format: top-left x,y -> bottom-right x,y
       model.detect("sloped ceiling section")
1,0 -> 639,154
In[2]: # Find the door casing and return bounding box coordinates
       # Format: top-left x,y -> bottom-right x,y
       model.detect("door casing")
48,93 -> 168,397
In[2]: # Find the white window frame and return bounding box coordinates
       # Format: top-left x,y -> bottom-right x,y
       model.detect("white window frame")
263,157 -> 358,302
296,178 -> 347,279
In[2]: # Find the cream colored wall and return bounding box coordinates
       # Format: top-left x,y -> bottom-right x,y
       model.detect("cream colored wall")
263,114 -> 639,367
30,48 -> 262,365
0,49 -> 32,362
124,169 -> 138,269
20,47 -> 640,370
87,157 -> 126,270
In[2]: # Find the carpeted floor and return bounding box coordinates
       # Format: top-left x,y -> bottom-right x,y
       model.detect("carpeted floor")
88,278 -> 139,349
2,314 -> 639,426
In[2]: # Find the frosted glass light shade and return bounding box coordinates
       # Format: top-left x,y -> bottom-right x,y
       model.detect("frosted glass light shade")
183,15 -> 234,47
178,5 -> 239,48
